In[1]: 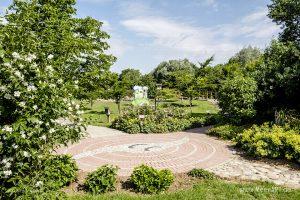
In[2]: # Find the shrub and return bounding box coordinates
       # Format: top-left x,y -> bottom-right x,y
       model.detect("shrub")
0,0 -> 113,197
111,106 -> 208,134
235,123 -> 300,163
0,155 -> 78,199
14,189 -> 66,200
218,76 -> 257,124
130,165 -> 174,194
84,165 -> 118,194
208,124 -> 246,140
42,155 -> 78,189
187,168 -> 217,180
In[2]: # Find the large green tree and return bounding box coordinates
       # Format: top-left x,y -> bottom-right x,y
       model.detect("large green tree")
218,76 -> 258,124
252,0 -> 300,117
119,68 -> 142,92
255,41 -> 300,116
0,0 -> 113,198
72,17 -> 116,102
228,46 -> 262,68
173,70 -> 198,108
268,0 -> 300,44
152,59 -> 197,88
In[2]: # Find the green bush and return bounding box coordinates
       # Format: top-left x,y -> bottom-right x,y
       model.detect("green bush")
208,124 -> 246,140
0,155 -> 78,199
130,165 -> 174,194
218,76 -> 257,124
84,165 -> 118,194
111,106 -> 208,134
236,123 -> 300,163
187,168 -> 217,179
42,155 -> 78,189
14,189 -> 66,200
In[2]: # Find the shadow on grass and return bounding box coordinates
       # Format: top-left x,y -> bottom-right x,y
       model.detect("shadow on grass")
88,110 -> 106,115
121,179 -> 135,192
168,102 -> 198,108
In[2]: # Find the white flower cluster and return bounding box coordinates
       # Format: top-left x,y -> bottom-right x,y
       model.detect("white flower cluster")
25,53 -> 37,62
0,16 -> 7,25
47,54 -> 54,60
27,84 -> 37,92
2,125 -> 13,133
35,181 -> 43,187
0,85 -> 7,92
73,54 -> 87,63
3,170 -> 12,178
1,157 -> 13,178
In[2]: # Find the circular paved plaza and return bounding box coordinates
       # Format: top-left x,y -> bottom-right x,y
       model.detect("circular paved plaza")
59,127 -> 232,176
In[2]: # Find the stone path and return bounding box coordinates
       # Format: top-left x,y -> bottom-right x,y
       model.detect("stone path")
208,155 -> 300,188
58,126 -> 300,188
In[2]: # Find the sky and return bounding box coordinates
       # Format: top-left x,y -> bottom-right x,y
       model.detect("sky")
0,0 -> 280,74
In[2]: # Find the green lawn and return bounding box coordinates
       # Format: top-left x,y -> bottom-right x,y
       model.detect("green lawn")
68,179 -> 300,200
81,99 -> 219,126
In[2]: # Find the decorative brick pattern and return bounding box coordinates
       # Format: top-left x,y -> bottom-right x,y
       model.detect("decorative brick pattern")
59,127 -> 232,176
58,126 -> 300,188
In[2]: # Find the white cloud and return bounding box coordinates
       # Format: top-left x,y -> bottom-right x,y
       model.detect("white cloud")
117,1 -> 160,18
204,0 -> 218,7
101,20 -> 112,31
107,36 -> 130,57
121,8 -> 280,64
192,0 -> 219,11
218,9 -> 279,39
99,20 -> 130,57
242,8 -> 268,23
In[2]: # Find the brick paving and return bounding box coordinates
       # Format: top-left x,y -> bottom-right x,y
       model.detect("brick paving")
58,126 -> 300,188
58,127 -> 232,176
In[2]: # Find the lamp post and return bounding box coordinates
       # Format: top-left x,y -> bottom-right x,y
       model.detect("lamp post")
104,106 -> 110,123
155,84 -> 162,110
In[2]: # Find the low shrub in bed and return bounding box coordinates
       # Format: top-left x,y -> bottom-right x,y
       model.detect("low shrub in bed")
110,106 -> 209,134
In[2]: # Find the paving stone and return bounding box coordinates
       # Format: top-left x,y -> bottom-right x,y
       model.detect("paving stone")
58,126 -> 300,188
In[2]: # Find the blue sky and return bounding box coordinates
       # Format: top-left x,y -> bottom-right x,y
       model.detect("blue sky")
1,0 -> 280,74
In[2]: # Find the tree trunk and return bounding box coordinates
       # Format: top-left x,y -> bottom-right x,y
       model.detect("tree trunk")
117,101 -> 121,114
90,98 -> 93,109
154,98 -> 157,110
189,96 -> 193,113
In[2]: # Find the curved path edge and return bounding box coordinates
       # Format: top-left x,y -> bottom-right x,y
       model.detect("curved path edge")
58,126 -> 300,188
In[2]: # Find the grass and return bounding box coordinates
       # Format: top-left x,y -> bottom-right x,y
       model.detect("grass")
67,179 -> 300,200
81,99 -> 219,127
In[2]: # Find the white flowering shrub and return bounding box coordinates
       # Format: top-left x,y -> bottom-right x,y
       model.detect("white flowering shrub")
0,0 -> 114,198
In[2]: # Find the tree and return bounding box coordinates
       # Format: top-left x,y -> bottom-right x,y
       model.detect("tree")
198,56 -> 214,69
72,17 -> 116,102
218,76 -> 258,124
151,59 -> 197,88
251,0 -> 300,118
79,71 -> 117,108
140,74 -> 157,98
229,46 -> 262,67
268,0 -> 300,44
157,88 -> 179,101
255,40 -> 300,116
120,69 -> 141,88
173,70 -> 197,108
0,0 -> 112,197
110,79 -> 127,114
